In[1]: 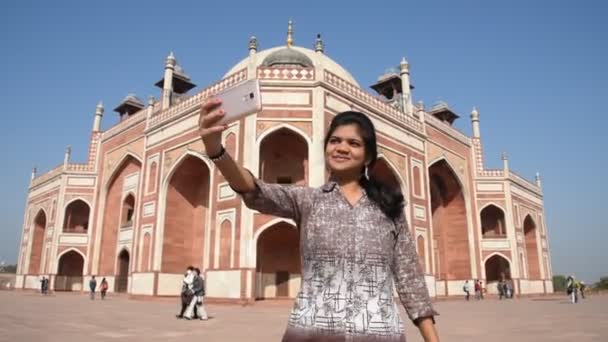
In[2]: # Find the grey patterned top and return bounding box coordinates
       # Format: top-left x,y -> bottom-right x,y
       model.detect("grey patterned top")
239,177 -> 437,341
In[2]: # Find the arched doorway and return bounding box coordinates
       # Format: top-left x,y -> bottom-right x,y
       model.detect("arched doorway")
259,127 -> 308,185
485,254 -> 511,282
480,205 -> 506,238
28,210 -> 47,275
429,160 -> 470,280
523,215 -> 540,279
63,200 -> 90,233
162,155 -> 210,273
55,250 -> 85,291
256,222 -> 300,299
115,249 -> 130,292
100,156 -> 141,275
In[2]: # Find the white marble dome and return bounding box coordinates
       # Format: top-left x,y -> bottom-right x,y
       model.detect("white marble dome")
223,45 -> 360,87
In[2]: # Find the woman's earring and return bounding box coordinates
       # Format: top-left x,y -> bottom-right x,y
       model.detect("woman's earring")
364,165 -> 370,180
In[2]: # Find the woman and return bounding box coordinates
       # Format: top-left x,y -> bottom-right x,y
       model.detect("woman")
100,277 -> 108,300
199,99 -> 439,341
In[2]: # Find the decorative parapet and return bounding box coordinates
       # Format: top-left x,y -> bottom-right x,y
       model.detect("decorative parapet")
148,68 -> 247,130
30,164 -> 63,188
479,169 -> 504,177
509,171 -> 541,194
424,112 -> 471,146
323,70 -> 424,134
258,66 -> 315,81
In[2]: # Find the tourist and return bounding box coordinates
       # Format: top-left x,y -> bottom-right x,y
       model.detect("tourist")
474,280 -> 481,300
580,281 -> 586,299
89,275 -> 97,300
498,280 -> 505,300
479,281 -> 485,299
176,266 -> 195,318
463,280 -> 471,301
199,105 -> 439,341
567,275 -> 578,304
184,268 -> 208,320
100,278 -> 108,300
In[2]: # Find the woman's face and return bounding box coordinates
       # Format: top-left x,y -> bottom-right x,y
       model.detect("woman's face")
325,124 -> 367,178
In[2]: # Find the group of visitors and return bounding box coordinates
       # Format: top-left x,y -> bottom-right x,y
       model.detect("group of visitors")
566,275 -> 586,304
463,280 -> 486,300
88,275 -> 109,300
176,266 -> 208,321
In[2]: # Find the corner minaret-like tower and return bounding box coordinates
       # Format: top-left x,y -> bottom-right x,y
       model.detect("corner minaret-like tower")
92,101 -> 104,132
400,58 -> 413,115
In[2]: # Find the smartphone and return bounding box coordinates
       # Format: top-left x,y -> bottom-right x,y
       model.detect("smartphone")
214,79 -> 262,126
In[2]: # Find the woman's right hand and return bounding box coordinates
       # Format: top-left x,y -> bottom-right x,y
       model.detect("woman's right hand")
198,97 -> 228,156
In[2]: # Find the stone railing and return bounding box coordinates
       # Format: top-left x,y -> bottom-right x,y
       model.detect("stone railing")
479,169 -> 504,178
424,112 -> 471,146
509,171 -> 541,193
148,68 -> 247,129
258,66 -> 315,80
30,164 -> 64,188
66,163 -> 93,172
323,71 -> 424,133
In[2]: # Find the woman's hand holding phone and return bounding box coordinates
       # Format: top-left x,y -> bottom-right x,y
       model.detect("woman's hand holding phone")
198,98 -> 227,157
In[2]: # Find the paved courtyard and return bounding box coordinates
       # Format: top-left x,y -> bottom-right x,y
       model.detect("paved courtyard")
0,290 -> 606,342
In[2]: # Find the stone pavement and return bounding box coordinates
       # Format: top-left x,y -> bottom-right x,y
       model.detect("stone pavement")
0,290 -> 606,342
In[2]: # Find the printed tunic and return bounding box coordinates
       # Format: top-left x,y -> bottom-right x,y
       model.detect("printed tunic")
239,177 -> 437,341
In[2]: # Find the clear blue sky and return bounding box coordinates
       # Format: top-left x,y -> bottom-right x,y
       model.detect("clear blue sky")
1,1 -> 606,283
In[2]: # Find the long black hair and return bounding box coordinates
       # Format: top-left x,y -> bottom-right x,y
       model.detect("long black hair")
324,111 -> 404,220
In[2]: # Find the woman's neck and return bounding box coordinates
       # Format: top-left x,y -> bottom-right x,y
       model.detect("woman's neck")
332,172 -> 362,193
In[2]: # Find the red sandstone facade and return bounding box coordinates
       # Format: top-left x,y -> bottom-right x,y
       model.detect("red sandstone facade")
15,34 -> 553,300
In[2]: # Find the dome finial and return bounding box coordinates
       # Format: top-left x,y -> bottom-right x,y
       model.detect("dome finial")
315,33 -> 324,53
287,19 -> 294,47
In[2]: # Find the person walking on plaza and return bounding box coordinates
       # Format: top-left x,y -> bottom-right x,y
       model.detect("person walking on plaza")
184,268 -> 208,320
463,280 -> 471,301
100,278 -> 109,300
176,266 -> 195,318
567,275 -> 579,304
474,280 -> 481,300
89,276 -> 97,300
199,104 -> 440,341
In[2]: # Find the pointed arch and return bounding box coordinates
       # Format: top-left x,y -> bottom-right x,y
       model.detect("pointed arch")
523,215 -> 541,279
28,209 -> 47,275
62,198 -> 91,233
158,151 -> 213,273
98,154 -> 142,276
479,203 -> 507,237
103,152 -> 143,190
375,153 -> 408,194
115,248 -> 130,292
428,157 -> 471,280
484,252 -> 512,282
55,248 -> 86,291
258,125 -> 309,185
255,220 -> 300,299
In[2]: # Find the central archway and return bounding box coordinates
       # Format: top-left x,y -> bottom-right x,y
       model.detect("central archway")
162,155 -> 210,273
99,155 -> 141,275
429,159 -> 471,280
256,221 -> 300,299
55,250 -> 85,291
28,210 -> 47,275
